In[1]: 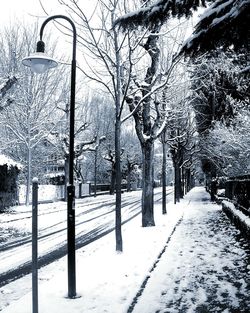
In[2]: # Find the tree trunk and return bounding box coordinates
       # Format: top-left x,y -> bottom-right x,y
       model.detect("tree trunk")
185,168 -> 192,193
141,141 -> 155,227
181,167 -> 184,198
162,140 -> 167,214
25,148 -> 32,206
94,149 -> 97,197
64,155 -> 69,201
174,163 -> 181,204
115,119 -> 122,251
127,163 -> 132,192
185,168 -> 190,193
210,169 -> 217,201
110,166 -> 116,195
113,16 -> 123,252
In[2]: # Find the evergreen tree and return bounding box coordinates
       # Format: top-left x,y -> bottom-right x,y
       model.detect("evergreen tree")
181,0 -> 250,56
114,0 -> 207,29
115,0 -> 249,55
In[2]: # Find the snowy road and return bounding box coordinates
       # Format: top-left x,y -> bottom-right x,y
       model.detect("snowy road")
0,188 -> 172,287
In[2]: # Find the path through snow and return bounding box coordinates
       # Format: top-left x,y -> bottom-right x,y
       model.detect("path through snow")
132,188 -> 250,313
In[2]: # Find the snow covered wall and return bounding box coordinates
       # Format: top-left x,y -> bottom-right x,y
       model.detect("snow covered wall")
18,185 -> 60,204
222,200 -> 250,238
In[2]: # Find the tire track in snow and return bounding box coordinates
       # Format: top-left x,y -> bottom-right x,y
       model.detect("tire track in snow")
0,189 -> 173,287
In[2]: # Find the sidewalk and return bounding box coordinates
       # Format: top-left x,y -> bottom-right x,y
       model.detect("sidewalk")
131,188 -> 250,313
1,187 -> 249,313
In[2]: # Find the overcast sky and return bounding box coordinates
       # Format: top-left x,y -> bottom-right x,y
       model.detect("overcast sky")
1,0 -> 96,26
0,0 -> 87,60
1,0 -> 42,25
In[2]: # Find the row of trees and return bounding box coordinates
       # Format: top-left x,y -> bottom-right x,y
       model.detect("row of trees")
1,0 -> 248,252
191,51 -> 249,186
103,0 -> 249,248
116,0 -> 249,193
0,11 -> 195,252
37,0 -> 198,251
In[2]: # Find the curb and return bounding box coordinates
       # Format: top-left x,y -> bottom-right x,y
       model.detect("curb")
127,214 -> 184,313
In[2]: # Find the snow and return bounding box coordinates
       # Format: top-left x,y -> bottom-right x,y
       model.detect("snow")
240,65 -> 250,74
18,184 -> 62,204
222,199 -> 250,228
116,7 -> 148,23
132,192 -> 250,312
0,154 -> 22,169
0,82 -> 5,91
0,187 -> 249,312
32,177 -> 39,183
198,0 -> 248,50
182,0 -> 237,50
44,172 -> 64,178
210,0 -> 248,28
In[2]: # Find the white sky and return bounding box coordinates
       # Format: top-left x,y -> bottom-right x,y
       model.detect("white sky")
0,0 -> 44,26
0,0 -> 96,63
0,0 -> 96,26
0,0 -> 203,90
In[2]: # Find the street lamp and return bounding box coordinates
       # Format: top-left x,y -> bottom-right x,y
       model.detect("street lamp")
22,15 -> 77,299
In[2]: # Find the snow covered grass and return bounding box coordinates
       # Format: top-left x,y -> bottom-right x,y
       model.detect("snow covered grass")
1,187 -> 249,312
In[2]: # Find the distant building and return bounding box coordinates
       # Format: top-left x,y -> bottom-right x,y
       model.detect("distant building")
44,155 -> 65,185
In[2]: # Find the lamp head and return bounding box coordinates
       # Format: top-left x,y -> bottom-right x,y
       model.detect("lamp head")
22,40 -> 58,74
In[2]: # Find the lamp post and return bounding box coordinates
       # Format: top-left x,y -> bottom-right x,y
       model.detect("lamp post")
22,15 -> 77,299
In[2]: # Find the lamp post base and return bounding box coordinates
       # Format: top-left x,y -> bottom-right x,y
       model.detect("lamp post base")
67,184 -> 76,298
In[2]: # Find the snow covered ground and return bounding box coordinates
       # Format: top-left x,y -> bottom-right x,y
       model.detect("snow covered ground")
0,187 -> 249,313
132,189 -> 250,313
1,189 -> 160,276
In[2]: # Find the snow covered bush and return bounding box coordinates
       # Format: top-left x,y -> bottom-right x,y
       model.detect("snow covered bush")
0,155 -> 21,212
203,107 -> 250,177
191,50 -> 249,179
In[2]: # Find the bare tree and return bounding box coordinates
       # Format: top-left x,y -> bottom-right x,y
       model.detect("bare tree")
40,0 -> 142,250
122,17 -> 191,226
0,23 -> 68,205
39,1 -> 191,236
50,90 -> 102,199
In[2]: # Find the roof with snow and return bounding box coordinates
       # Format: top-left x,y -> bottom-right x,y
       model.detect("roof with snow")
0,154 -> 22,169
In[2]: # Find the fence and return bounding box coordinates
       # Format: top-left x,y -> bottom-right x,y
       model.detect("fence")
18,184 -> 91,203
18,183 -> 118,203
18,181 -> 139,204
225,174 -> 250,213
